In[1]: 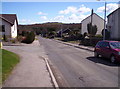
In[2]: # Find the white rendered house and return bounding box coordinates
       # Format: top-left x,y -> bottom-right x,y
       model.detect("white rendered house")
81,13 -> 104,35
0,14 -> 18,39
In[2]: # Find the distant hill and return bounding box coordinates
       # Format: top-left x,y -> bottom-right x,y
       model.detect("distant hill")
18,22 -> 81,35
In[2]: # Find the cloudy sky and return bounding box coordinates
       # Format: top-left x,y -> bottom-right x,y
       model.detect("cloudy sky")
1,1 -> 119,24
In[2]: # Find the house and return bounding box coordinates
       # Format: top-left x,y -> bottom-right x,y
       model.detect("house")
57,28 -> 71,37
0,14 -> 18,40
81,13 -> 104,35
107,7 -> 120,41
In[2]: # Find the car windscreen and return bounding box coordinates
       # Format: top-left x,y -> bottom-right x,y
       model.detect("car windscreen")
110,42 -> 120,49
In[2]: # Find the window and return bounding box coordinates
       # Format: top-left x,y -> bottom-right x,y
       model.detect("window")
2,25 -> 5,32
0,25 -> 5,32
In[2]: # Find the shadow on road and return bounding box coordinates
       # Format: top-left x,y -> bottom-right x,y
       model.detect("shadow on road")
87,56 -> 120,67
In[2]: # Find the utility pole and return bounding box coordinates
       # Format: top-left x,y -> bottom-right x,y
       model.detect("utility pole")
97,0 -> 107,40
103,1 -> 106,40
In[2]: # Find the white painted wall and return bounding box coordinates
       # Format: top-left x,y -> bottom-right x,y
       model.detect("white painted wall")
107,8 -> 120,40
81,14 -> 104,35
0,18 -> 11,38
0,18 -> 18,39
11,20 -> 17,38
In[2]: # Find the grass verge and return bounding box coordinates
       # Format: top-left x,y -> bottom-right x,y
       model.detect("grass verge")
66,40 -> 80,44
1,49 -> 20,83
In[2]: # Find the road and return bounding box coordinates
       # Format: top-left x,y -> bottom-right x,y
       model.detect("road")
39,37 -> 119,87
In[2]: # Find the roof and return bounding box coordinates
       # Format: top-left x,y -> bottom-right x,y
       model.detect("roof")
0,14 -> 18,25
81,13 -> 104,22
57,28 -> 71,34
107,7 -> 120,17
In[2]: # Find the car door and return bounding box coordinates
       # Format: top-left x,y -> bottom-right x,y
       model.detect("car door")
95,42 -> 102,54
101,42 -> 111,58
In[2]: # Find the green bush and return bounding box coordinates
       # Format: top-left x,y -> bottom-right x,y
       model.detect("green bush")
10,38 -> 16,43
95,34 -> 103,38
81,37 -> 103,47
17,36 -> 23,42
87,23 -> 97,36
22,31 -> 35,44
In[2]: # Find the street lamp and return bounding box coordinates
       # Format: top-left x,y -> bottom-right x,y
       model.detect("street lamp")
97,0 -> 107,40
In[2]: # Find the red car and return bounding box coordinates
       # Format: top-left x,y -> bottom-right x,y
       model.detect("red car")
94,40 -> 120,63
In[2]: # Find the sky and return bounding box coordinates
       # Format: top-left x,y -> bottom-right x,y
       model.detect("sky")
1,1 -> 120,25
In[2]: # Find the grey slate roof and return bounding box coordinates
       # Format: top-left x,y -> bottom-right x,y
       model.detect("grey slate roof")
0,14 -> 18,25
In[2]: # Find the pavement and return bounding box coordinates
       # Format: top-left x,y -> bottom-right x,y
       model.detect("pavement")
53,39 -> 94,52
2,40 -> 55,87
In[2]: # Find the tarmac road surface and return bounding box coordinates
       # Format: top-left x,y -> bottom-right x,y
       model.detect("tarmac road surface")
39,37 -> 119,87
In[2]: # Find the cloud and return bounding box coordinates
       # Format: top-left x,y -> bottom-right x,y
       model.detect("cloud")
97,3 -> 118,13
19,19 -> 37,24
50,14 -> 89,23
38,11 -> 47,15
57,4 -> 91,23
53,15 -> 65,20
68,14 -> 89,22
78,4 -> 91,13
59,5 -> 91,14
68,14 -> 78,20
19,19 -> 31,23
59,6 -> 77,14
40,16 -> 47,20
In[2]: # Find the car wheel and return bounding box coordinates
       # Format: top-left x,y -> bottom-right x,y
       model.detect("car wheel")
94,51 -> 99,58
110,55 -> 116,63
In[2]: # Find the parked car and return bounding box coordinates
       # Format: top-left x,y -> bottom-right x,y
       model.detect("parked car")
94,40 -> 120,63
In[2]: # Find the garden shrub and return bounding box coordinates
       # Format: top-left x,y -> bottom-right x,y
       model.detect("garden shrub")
22,31 -> 35,44
81,37 -> 103,46
17,36 -> 23,42
10,38 -> 16,43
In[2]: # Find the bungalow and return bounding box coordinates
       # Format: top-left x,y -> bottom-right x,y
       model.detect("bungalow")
0,14 -> 18,40
57,28 -> 71,37
81,13 -> 104,35
107,7 -> 120,41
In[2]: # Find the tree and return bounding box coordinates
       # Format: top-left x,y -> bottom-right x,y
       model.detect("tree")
87,23 -> 97,36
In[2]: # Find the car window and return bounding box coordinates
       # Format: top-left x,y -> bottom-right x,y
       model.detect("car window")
96,41 -> 109,48
102,42 -> 109,48
96,41 -> 103,47
110,42 -> 120,49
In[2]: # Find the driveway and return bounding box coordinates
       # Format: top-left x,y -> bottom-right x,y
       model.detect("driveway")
3,40 -> 53,87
